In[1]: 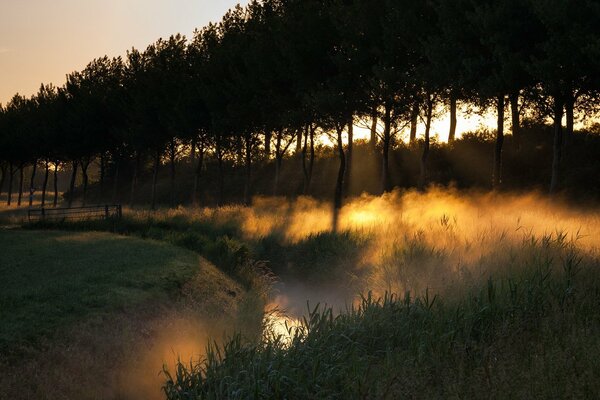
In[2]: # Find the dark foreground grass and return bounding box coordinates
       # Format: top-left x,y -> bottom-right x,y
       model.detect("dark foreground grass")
0,229 -> 201,357
164,236 -> 600,400
164,258 -> 600,399
0,228 -> 251,400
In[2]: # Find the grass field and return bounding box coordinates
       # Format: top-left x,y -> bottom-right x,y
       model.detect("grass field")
0,229 -> 249,400
0,230 -> 201,354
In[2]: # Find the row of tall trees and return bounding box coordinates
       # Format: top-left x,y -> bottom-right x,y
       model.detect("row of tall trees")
1,0 -> 599,213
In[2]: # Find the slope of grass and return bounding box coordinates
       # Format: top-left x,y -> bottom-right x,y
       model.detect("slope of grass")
0,229 -> 202,356
0,228 -> 254,400
19,205 -> 370,288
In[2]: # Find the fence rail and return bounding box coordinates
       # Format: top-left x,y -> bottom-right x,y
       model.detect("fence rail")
28,205 -> 122,223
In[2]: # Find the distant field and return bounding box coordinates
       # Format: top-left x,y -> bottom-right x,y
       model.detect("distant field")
0,230 -> 200,355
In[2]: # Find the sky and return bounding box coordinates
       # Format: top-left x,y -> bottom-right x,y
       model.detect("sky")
0,0 -> 247,105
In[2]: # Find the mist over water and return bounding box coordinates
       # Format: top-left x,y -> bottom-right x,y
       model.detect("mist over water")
222,189 -> 600,318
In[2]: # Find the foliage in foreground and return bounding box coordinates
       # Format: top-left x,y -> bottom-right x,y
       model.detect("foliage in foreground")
164,241 -> 600,399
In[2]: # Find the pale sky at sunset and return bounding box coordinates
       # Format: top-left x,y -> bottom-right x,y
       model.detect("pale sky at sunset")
0,0 -> 247,104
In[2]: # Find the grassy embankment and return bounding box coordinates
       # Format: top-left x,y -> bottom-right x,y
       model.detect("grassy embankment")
0,229 -> 253,400
1,230 -> 203,354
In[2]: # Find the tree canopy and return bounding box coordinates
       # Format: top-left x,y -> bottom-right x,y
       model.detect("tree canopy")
0,0 -> 598,207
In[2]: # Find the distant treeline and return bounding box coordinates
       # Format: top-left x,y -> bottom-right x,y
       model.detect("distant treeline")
0,0 -> 599,209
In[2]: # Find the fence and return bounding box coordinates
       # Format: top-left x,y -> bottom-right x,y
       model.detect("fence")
27,204 -> 122,223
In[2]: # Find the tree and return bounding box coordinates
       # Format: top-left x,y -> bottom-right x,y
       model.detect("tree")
187,28 -> 216,206
386,0 -> 440,190
3,94 -> 34,206
62,56 -> 125,205
527,0 -> 600,193
0,105 -> 7,202
306,0 -> 366,229
466,0 -> 543,187
146,35 -> 190,207
30,84 -> 60,206
370,0 -> 421,192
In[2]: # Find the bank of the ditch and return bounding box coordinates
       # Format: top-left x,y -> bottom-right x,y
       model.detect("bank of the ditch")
166,268 -> 600,399
0,229 -> 252,400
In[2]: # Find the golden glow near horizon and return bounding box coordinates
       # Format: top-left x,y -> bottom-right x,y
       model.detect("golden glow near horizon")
339,104 -> 591,145
316,104 -> 499,146
351,104 -> 499,144
0,0 -> 247,104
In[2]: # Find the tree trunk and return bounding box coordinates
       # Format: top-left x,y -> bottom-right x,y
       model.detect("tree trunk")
274,154 -> 283,196
0,164 -> 5,201
235,136 -> 243,166
41,160 -> 49,207
410,102 -> 419,144
301,125 -> 309,193
151,151 -> 159,210
309,126 -> 315,193
448,94 -> 457,143
217,149 -> 224,206
190,137 -> 197,164
510,91 -> 521,149
67,160 -> 78,207
130,152 -> 139,207
244,134 -> 253,206
302,124 -> 315,195
550,97 -> 565,194
493,95 -> 505,189
344,118 -> 354,197
274,131 -> 283,196
381,104 -> 392,193
7,163 -> 14,206
264,131 -> 272,158
295,127 -> 302,154
53,162 -> 59,207
169,139 -> 176,207
81,159 -> 90,206
99,153 -> 106,194
17,165 -> 25,206
112,158 -> 120,204
419,96 -> 434,190
370,107 -> 378,152
564,93 -> 574,150
332,124 -> 346,232
192,143 -> 204,206
29,160 -> 38,206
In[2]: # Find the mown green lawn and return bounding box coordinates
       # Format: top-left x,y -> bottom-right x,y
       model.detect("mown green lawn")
0,230 -> 200,354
